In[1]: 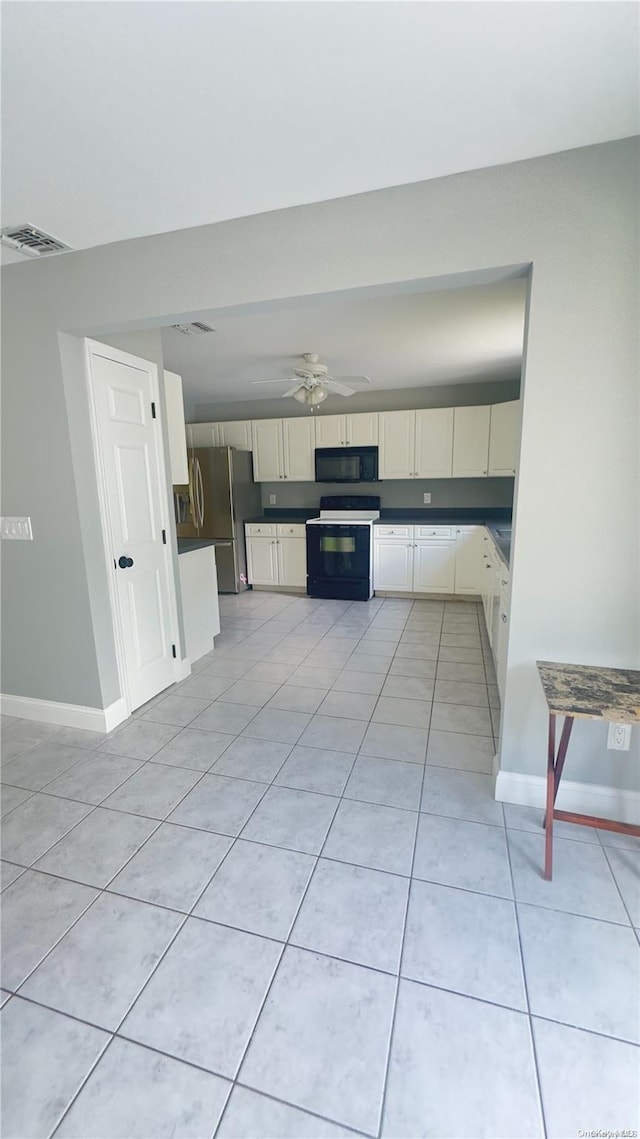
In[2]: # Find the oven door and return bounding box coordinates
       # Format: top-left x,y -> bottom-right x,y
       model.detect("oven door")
306,523 -> 372,600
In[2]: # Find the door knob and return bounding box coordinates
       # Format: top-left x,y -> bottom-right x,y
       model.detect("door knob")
118,556 -> 134,569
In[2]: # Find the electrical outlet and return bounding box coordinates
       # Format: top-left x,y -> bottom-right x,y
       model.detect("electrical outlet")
423,492 -> 431,504
269,494 -> 277,505
607,722 -> 632,751
1,516 -> 33,540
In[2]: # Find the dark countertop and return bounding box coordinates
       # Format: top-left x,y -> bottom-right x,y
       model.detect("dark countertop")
244,508 -> 513,565
177,538 -> 232,555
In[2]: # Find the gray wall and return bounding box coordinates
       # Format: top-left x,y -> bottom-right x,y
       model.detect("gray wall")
1,138 -> 637,798
193,378 -> 520,423
260,478 -> 514,511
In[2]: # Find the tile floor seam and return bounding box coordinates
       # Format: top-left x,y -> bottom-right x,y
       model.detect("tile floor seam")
598,841 -> 640,937
503,802 -> 550,1139
376,679 -> 433,1139
46,1027 -> 116,1139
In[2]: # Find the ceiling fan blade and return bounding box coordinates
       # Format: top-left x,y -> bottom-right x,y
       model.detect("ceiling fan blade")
324,379 -> 356,396
332,374 -> 372,385
250,377 -> 297,386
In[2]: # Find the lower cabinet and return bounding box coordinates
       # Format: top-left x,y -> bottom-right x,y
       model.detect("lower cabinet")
373,528 -> 455,594
454,526 -> 484,594
245,524 -> 307,588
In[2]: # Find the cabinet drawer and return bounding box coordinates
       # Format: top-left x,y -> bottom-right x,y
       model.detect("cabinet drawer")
245,522 -> 276,537
375,525 -> 413,539
415,526 -> 454,539
277,523 -> 306,538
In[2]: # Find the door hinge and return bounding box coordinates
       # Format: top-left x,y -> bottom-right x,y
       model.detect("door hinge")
171,644 -> 177,658
162,529 -> 167,544
151,401 -> 157,419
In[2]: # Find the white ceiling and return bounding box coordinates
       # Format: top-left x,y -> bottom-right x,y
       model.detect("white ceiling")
161,277 -> 527,407
2,2 -> 638,265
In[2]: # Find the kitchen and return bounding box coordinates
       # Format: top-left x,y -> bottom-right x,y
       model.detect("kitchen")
163,279 -> 523,735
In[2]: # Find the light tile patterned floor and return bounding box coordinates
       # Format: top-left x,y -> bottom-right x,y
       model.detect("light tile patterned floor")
1,592 -> 639,1139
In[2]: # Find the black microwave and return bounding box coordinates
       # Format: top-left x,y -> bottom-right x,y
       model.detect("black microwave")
315,446 -> 379,483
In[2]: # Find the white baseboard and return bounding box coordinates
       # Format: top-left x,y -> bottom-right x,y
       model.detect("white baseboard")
495,769 -> 640,826
0,693 -> 128,734
175,659 -> 192,682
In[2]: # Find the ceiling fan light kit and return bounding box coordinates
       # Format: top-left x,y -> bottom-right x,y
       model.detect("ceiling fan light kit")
250,352 -> 372,408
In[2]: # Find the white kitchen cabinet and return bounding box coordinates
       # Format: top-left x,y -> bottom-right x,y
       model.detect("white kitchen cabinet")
495,582 -> 510,700
414,408 -> 454,478
282,417 -> 315,480
413,539 -> 456,593
164,370 -> 189,484
314,412 -> 378,448
252,418 -> 314,481
489,401 -> 520,476
246,535 -> 279,586
178,545 -> 220,663
315,415 -> 345,448
346,412 -> 378,446
373,538 -> 414,592
251,419 -> 283,481
452,406 -> 490,477
379,410 -> 415,479
454,526 -> 483,594
277,537 -> 306,588
218,420 -> 252,450
187,422 -> 219,447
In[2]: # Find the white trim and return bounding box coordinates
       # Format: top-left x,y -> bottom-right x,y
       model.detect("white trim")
495,769 -> 640,826
0,693 -> 128,733
175,658 -> 192,682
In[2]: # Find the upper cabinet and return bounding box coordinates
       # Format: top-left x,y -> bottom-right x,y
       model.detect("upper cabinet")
252,418 -> 314,481
414,408 -> 454,478
282,418 -> 315,480
314,412 -> 378,448
379,408 -> 454,478
187,422 -> 219,447
379,410 -> 416,479
488,401 -> 520,476
452,406 -> 490,477
218,420 -> 252,450
164,370 -> 189,484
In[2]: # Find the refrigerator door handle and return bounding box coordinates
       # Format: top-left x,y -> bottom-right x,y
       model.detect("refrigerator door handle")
195,458 -> 205,528
188,458 -> 197,524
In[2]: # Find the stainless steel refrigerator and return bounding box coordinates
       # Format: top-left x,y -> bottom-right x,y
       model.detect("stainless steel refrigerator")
174,446 -> 261,592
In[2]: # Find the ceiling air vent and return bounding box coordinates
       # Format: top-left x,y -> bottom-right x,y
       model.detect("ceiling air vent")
1,224 -> 71,257
172,322 -> 216,335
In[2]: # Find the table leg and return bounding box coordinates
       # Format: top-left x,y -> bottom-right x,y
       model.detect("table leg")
544,714 -> 574,881
544,715 -> 556,880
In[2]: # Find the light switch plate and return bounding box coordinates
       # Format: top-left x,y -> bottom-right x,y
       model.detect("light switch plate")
269,494 -> 277,505
423,492 -> 432,504
1,516 -> 33,540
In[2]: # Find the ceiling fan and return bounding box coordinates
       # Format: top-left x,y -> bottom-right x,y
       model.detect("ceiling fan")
251,353 -> 372,406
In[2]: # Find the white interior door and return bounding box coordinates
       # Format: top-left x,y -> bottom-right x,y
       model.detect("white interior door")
87,341 -> 179,711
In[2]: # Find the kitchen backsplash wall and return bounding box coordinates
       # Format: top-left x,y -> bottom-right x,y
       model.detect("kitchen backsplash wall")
260,477 -> 514,511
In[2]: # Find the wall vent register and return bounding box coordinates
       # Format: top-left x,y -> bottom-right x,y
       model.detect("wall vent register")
1,224 -> 71,257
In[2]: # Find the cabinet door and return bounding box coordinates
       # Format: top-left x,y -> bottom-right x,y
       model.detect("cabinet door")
378,411 -> 415,479
277,537 -> 307,588
219,420 -> 252,450
251,420 -> 283,481
414,408 -> 453,478
346,412 -> 378,446
488,401 -> 520,476
315,415 -> 345,448
452,406 -> 490,477
187,423 -> 217,447
413,540 -> 456,593
164,371 -> 189,484
283,417 -> 315,480
373,539 -> 414,592
454,526 -> 483,594
246,536 -> 279,586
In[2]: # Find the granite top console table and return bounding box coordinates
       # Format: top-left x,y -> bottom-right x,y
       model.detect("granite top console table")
536,661 -> 640,880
